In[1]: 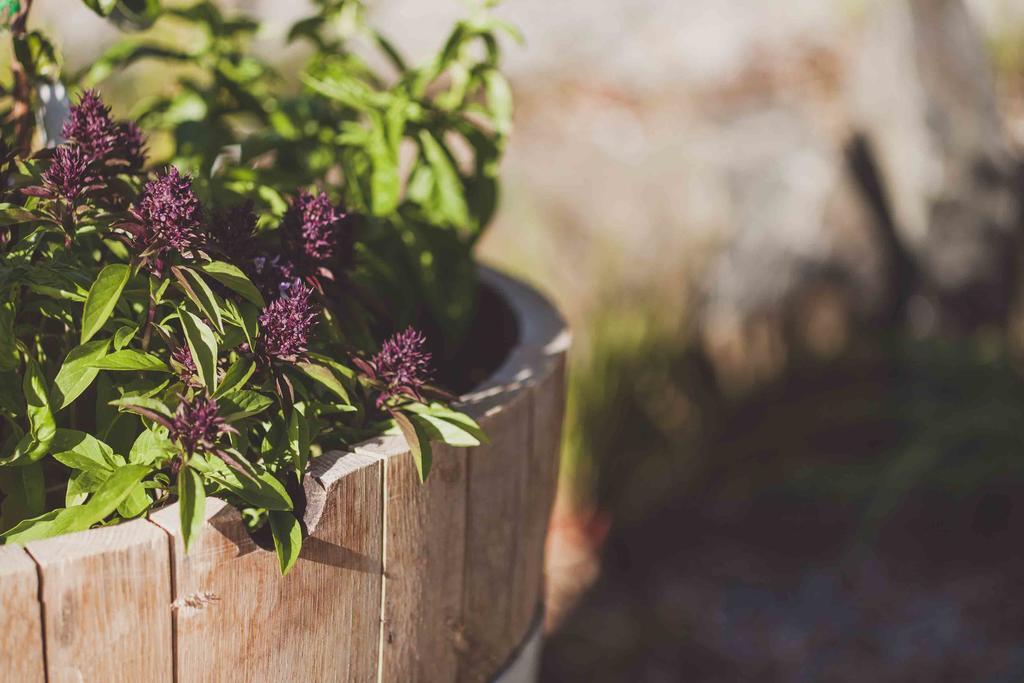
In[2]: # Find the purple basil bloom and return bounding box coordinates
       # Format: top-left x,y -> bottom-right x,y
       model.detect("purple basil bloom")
61,90 -> 113,160
170,395 -> 229,455
112,120 -> 147,172
280,190 -> 354,272
131,166 -> 204,257
41,144 -> 92,202
255,285 -> 318,363
62,90 -> 146,170
367,327 -> 433,407
171,345 -> 198,385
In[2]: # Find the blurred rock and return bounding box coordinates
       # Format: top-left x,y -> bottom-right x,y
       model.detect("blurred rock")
698,0 -> 1024,392
697,108 -> 887,392
848,0 -> 1021,328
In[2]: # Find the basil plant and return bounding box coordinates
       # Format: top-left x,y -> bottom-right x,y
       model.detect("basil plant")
0,0 -> 508,574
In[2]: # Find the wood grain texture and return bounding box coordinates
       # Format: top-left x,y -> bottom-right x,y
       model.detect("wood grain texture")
149,454 -> 383,683
459,388 -> 533,683
0,545 -> 46,683
377,442 -> 468,682
25,520 -> 172,683
509,353 -> 567,639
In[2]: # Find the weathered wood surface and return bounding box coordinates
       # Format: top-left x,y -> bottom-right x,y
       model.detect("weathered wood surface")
377,440 -> 469,682
149,453 -> 383,683
511,353 -> 566,639
0,267 -> 569,683
0,545 -> 46,683
460,388 -> 534,683
25,520 -> 172,683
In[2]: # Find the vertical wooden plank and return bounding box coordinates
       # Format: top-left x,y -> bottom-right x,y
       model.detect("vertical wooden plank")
509,353 -> 567,640
378,442 -> 468,682
150,455 -> 383,683
25,520 -> 173,683
459,388 -> 533,683
0,545 -> 46,683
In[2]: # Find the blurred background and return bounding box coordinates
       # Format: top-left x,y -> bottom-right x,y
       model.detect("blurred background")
35,0 -> 1024,679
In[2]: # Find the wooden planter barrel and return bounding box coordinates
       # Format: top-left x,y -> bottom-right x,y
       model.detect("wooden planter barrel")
0,267 -> 569,683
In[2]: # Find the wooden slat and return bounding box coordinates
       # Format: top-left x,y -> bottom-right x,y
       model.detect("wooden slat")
509,354 -> 567,639
149,453 -> 383,683
377,441 -> 468,682
0,545 -> 46,683
25,520 -> 172,683
459,388 -> 533,683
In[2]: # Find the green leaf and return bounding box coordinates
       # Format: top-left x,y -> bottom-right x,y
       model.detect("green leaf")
198,261 -> 265,307
393,411 -> 432,482
82,0 -> 119,17
129,428 -> 174,466
214,358 -> 255,398
210,465 -> 293,511
173,266 -> 224,334
51,339 -> 110,410
110,395 -> 173,419
81,264 -> 130,344
219,390 -> 273,422
268,510 -> 302,575
180,308 -> 218,390
50,429 -> 116,471
406,403 -> 489,446
484,70 -> 513,135
178,465 -> 205,553
113,325 -> 138,350
117,485 -> 151,519
408,412 -> 481,448
0,462 -> 45,533
296,361 -> 351,405
3,357 -> 56,466
1,464 -> 150,544
287,403 -> 310,474
0,204 -> 39,227
90,349 -> 170,372
417,130 -> 470,232
0,299 -> 19,371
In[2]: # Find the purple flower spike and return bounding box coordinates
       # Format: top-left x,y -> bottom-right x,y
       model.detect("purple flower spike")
62,90 -> 147,170
255,285 -> 318,363
281,190 -> 354,270
113,120 -> 147,171
171,345 -> 198,385
368,327 -> 433,407
133,166 -> 204,256
42,144 -> 92,202
62,90 -> 115,162
171,395 -> 229,455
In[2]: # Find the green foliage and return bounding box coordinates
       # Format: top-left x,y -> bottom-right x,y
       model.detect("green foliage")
0,0 -> 503,574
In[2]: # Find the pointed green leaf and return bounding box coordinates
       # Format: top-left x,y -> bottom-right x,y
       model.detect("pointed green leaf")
296,361 -> 351,404
218,390 -> 273,421
197,261 -> 265,307
180,308 -> 218,390
268,511 -> 302,575
393,411 -> 432,482
173,266 -> 224,334
178,466 -> 205,553
51,339 -> 110,410
81,264 -> 130,344
89,349 -> 170,372
1,464 -> 150,544
214,358 -> 255,398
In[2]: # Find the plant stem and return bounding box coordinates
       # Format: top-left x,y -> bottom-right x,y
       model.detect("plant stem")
7,0 -> 34,155
142,297 -> 156,351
